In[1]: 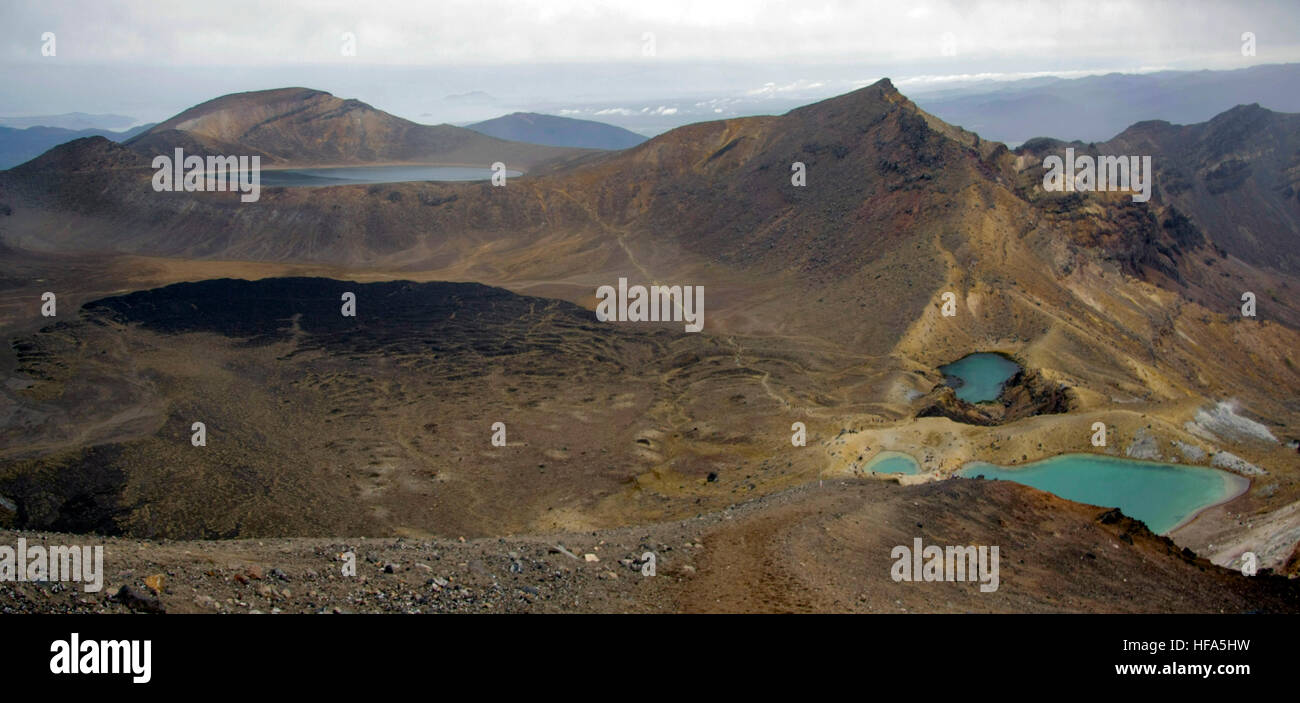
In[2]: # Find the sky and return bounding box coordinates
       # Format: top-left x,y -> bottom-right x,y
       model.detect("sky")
2,0 -> 1298,133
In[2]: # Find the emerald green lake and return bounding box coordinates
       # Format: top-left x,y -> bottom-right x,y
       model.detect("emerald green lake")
957,453 -> 1248,534
865,451 -> 920,475
939,353 -> 1021,403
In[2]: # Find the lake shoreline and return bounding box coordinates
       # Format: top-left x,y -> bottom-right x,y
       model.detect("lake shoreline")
957,452 -> 1251,535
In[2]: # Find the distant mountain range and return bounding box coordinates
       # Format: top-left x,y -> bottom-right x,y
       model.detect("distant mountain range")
466,112 -> 647,149
9,64 -> 1300,170
0,99 -> 642,171
1018,102 -> 1300,273
0,112 -> 139,131
0,123 -> 154,169
915,63 -> 1300,145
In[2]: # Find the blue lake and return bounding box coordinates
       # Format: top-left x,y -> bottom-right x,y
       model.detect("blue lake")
240,165 -> 522,187
865,451 -> 920,475
940,353 -> 1021,403
957,453 -> 1248,534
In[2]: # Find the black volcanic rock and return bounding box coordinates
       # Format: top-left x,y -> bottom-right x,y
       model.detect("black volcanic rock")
83,277 -> 603,356
0,444 -> 131,535
917,368 -> 1071,425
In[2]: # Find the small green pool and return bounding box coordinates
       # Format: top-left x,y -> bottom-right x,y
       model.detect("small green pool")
865,451 -> 920,475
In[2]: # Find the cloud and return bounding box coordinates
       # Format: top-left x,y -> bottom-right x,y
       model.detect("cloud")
746,79 -> 828,97
4,0 -> 1297,67
5,0 -> 1298,119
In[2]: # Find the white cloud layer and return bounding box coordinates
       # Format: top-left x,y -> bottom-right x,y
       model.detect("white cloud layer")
4,0 -> 1298,66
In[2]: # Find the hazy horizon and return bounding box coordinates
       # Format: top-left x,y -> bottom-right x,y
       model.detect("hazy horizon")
4,0 -> 1299,135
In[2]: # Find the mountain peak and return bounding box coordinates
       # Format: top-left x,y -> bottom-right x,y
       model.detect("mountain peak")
1209,102 -> 1272,125
132,88 -> 354,145
119,87 -> 585,167
9,135 -> 144,174
788,77 -> 903,116
782,77 -> 989,154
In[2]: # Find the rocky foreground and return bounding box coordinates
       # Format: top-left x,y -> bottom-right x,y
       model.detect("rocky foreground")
3,477 -> 1296,614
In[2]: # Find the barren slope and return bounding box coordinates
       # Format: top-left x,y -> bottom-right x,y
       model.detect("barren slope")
2,81 -> 1298,581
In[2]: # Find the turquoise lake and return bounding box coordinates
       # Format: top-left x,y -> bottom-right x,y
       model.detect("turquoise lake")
865,451 -> 920,475
957,453 -> 1248,534
939,353 -> 1021,403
